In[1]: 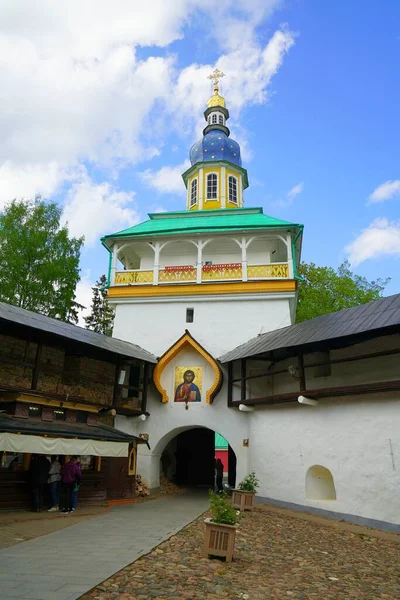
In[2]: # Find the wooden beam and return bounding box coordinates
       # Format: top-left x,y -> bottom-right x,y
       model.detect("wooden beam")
31,343 -> 42,390
298,352 -> 306,392
141,362 -> 149,414
231,379 -> 400,407
240,358 -> 246,402
227,361 -> 233,407
113,354 -> 121,406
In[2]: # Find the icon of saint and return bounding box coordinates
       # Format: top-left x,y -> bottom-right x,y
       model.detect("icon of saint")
174,369 -> 201,403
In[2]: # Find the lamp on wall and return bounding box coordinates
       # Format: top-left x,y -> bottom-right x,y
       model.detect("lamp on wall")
298,395 -> 319,406
238,404 -> 255,412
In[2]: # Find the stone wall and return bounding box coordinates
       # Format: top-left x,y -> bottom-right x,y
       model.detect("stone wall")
0,333 -> 116,405
0,333 -> 37,388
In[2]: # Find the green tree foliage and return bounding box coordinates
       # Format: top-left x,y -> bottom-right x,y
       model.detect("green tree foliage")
296,260 -> 390,323
0,198 -> 84,323
84,274 -> 115,336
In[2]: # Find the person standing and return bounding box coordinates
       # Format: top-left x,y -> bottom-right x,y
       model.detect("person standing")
71,460 -> 82,511
60,456 -> 81,514
30,454 -> 51,512
47,455 -> 61,512
215,458 -> 224,493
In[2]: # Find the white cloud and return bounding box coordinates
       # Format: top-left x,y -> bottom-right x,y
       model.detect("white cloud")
368,180 -> 400,203
272,181 -> 304,208
0,161 -> 68,209
345,218 -> 400,266
287,182 -> 304,202
141,161 -> 190,195
170,26 -> 296,134
62,174 -> 139,245
75,272 -> 95,326
0,1 -> 294,229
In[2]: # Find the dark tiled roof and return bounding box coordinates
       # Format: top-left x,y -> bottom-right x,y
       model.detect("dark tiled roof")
0,301 -> 156,363
219,294 -> 400,362
0,413 -> 140,443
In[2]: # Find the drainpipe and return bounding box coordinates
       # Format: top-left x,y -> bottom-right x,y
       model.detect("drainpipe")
291,226 -> 304,282
100,240 -> 112,290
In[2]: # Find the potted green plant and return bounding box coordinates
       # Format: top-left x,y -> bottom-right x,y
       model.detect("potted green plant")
204,491 -> 239,562
232,471 -> 259,512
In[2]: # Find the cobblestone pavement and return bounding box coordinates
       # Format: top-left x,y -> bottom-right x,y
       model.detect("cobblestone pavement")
0,506 -> 110,549
82,504 -> 400,600
0,492 -> 209,600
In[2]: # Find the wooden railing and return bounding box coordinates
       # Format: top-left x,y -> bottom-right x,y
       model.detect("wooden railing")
114,262 -> 289,285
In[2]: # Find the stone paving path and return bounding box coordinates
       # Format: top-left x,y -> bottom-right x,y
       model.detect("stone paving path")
0,492 -> 209,600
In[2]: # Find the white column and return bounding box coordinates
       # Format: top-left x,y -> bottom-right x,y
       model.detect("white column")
221,166 -> 226,208
153,243 -> 160,285
198,168 -> 204,210
196,241 -> 203,284
286,233 -> 293,279
110,243 -> 118,285
241,237 -> 248,281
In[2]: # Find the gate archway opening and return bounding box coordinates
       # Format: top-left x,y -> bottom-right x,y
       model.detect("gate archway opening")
159,427 -> 237,489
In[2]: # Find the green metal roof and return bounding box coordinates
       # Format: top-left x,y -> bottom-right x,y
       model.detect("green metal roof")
215,433 -> 229,449
102,208 -> 302,248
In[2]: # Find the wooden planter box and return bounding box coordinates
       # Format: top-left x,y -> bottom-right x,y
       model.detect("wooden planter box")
203,518 -> 237,562
232,489 -> 256,512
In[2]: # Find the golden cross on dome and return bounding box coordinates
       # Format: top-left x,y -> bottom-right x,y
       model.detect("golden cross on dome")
208,68 -> 225,93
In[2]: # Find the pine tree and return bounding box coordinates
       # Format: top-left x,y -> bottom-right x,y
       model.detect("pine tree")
84,275 -> 115,336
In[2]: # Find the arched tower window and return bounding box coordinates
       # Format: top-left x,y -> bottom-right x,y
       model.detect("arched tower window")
228,175 -> 238,204
211,113 -> 217,124
206,173 -> 218,199
190,178 -> 198,207
219,114 -> 224,125
306,465 -> 336,500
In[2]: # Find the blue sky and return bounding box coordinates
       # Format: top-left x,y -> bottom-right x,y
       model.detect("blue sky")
0,0 -> 399,313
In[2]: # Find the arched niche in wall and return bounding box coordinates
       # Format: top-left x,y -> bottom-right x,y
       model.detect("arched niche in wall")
306,465 -> 336,500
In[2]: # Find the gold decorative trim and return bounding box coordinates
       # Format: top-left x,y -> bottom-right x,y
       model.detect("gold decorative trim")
153,331 -> 223,405
108,280 -> 296,298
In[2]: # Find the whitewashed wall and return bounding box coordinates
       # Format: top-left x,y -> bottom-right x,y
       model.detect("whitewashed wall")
248,394 -> 400,526
112,295 -> 293,357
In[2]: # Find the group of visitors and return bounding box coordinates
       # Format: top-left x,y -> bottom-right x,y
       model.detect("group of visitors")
30,454 -> 82,514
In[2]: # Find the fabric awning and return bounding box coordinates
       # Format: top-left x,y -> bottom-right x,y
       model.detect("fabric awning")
0,432 -> 129,457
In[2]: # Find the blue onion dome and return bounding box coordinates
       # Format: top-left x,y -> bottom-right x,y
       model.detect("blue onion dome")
189,129 -> 242,167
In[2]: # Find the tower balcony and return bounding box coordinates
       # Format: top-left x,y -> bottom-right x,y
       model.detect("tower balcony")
107,232 -> 298,299
113,261 -> 290,287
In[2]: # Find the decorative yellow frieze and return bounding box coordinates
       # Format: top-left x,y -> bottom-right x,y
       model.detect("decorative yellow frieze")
115,270 -> 153,285
247,264 -> 289,279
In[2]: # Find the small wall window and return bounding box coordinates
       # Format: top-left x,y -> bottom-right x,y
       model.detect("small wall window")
306,465 -> 336,500
190,178 -> 198,207
206,173 -> 218,199
228,175 -> 238,204
211,113 -> 217,124
28,405 -> 42,418
186,308 -> 194,323
219,114 -> 224,125
54,409 -> 65,421
128,447 -> 137,475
